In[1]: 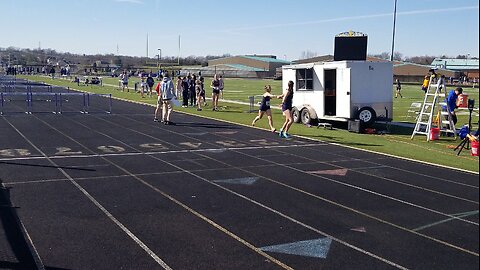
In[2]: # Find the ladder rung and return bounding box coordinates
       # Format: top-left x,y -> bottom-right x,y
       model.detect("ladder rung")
414,131 -> 429,135
441,112 -> 450,115
439,102 -> 447,106
423,103 -> 434,106
417,122 -> 430,125
438,94 -> 445,97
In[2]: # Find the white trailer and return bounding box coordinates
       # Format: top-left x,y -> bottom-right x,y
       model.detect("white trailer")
282,61 -> 393,125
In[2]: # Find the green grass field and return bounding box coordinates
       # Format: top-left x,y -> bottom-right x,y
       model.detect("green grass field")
17,75 -> 480,172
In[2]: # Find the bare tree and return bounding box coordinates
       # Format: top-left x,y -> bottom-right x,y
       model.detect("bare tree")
300,50 -> 318,60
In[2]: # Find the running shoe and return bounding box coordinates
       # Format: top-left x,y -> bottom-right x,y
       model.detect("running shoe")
283,132 -> 290,139
154,118 -> 159,122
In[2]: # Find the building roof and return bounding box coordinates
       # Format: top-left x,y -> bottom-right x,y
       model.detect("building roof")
431,58 -> 479,71
242,55 -> 291,64
292,55 -> 403,65
293,55 -> 334,64
393,62 -> 455,77
203,64 -> 265,72
223,64 -> 265,72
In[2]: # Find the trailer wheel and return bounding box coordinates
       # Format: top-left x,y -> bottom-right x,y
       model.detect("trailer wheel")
357,107 -> 377,126
292,107 -> 301,123
301,108 -> 313,125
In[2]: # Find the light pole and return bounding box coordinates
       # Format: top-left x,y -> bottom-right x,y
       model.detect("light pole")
157,48 -> 162,68
390,0 -> 398,62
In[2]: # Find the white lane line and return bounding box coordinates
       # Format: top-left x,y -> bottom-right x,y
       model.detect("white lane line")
88,116 -> 409,268
114,111 -> 480,256
2,118 -> 173,270
35,109 -> 295,270
197,151 -> 480,257
274,147 -> 480,205
0,181 -> 46,270
412,210 -> 480,232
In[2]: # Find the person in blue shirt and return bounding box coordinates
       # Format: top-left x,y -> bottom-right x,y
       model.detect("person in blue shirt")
445,87 -> 463,124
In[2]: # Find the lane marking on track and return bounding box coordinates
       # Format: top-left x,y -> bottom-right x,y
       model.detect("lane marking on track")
18,75 -> 478,175
79,115 -> 410,269
413,210 -> 480,232
2,117 -> 173,270
0,143 -> 326,162
35,113 -> 295,270
118,113 -> 480,256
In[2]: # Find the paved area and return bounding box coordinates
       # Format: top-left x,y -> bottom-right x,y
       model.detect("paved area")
0,76 -> 478,269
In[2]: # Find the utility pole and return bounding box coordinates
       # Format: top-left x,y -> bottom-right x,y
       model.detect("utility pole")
390,0 -> 398,62
178,35 -> 181,65
157,48 -> 162,68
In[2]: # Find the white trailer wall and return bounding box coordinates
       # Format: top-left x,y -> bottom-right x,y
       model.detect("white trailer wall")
349,62 -> 393,119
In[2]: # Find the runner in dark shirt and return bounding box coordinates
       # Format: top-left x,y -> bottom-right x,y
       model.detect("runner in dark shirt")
252,85 -> 277,132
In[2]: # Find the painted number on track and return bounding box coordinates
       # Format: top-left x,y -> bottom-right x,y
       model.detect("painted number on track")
249,139 -> 279,146
97,146 -> 126,153
179,142 -> 202,149
215,141 -> 247,147
139,143 -> 168,151
0,149 -> 31,157
55,147 -> 83,156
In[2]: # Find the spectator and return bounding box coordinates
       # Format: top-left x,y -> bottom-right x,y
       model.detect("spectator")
154,72 -> 176,125
219,75 -> 225,99
146,74 -> 155,97
211,74 -> 221,111
182,76 -> 190,107
189,74 -> 197,107
176,76 -> 183,99
421,75 -> 430,93
139,77 -> 146,98
195,79 -> 203,111
395,79 -> 402,98
199,76 -> 206,106
50,66 -> 55,79
444,87 -> 463,125
120,70 -> 129,92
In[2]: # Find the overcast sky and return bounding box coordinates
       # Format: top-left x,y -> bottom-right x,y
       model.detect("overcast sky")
1,0 -> 478,59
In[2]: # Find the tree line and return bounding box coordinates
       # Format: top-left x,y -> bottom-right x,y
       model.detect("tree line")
1,47 -> 476,69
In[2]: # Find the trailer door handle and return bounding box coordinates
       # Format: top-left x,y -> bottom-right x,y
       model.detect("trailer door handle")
347,92 -> 350,95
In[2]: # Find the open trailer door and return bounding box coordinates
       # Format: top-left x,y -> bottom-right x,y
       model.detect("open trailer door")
335,66 -> 351,118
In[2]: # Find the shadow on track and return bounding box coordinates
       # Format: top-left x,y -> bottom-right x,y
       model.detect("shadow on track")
0,161 -> 96,172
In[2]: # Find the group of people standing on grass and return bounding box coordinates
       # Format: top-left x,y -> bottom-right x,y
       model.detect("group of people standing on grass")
153,72 -> 226,124
153,72 -> 295,139
176,73 -> 224,111
252,80 -> 295,139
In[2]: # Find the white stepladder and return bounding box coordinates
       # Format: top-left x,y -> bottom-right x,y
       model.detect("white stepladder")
411,75 -> 457,141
